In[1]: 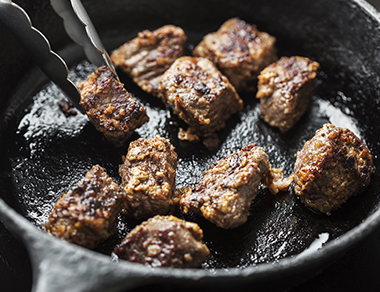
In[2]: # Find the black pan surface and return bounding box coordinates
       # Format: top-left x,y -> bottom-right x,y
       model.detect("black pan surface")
1,0 -> 380,291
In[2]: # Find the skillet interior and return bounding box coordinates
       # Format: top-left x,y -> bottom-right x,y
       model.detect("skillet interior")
1,0 -> 380,289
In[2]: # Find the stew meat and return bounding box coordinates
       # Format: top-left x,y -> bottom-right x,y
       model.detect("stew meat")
44,165 -> 124,249
114,215 -> 210,268
193,17 -> 277,92
77,66 -> 149,147
293,123 -> 374,215
158,56 -> 243,138
111,25 -> 187,96
256,56 -> 320,133
119,136 -> 178,220
180,144 -> 291,229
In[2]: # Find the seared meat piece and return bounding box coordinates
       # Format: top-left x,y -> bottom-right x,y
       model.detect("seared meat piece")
256,56 -> 319,133
111,25 -> 187,96
193,18 -> 277,92
119,136 -> 178,220
158,56 -> 243,137
294,123 -> 374,215
77,66 -> 149,147
44,165 -> 124,249
180,144 -> 291,229
114,215 -> 209,268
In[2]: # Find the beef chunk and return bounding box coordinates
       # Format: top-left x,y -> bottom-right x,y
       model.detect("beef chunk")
111,25 -> 187,96
294,123 -> 374,215
114,215 -> 209,268
44,165 -> 124,249
193,18 -> 277,92
158,56 -> 243,137
77,66 -> 149,147
256,56 -> 319,133
119,136 -> 178,220
180,144 -> 288,229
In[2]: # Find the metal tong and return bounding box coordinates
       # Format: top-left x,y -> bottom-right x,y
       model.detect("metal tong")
0,0 -> 118,111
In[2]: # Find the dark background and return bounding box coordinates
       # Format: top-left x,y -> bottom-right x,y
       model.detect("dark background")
1,0 -> 380,291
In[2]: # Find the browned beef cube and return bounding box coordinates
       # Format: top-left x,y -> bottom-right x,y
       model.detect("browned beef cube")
77,66 -> 149,147
256,56 -> 319,133
158,56 -> 243,137
293,123 -> 374,215
119,136 -> 178,220
44,165 -> 124,249
114,215 -> 209,268
180,144 -> 290,229
111,25 -> 187,96
193,18 -> 277,92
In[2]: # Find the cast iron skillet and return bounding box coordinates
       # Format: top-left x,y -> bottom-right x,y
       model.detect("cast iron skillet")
1,0 -> 380,291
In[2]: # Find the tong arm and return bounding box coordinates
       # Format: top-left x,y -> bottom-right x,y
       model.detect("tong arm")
50,0 -> 119,79
0,0 -> 82,111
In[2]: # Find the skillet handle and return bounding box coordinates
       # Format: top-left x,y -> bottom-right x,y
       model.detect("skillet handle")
0,199 -> 150,292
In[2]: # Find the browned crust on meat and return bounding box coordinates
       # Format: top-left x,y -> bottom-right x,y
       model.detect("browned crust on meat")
256,56 -> 319,133
77,66 -> 149,147
111,25 -> 187,96
114,215 -> 209,268
119,136 -> 178,220
293,123 -> 374,215
180,144 -> 271,229
158,56 -> 243,137
44,165 -> 124,249
193,18 -> 277,91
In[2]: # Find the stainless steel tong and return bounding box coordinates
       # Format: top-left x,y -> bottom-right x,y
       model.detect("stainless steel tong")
0,0 -> 118,111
